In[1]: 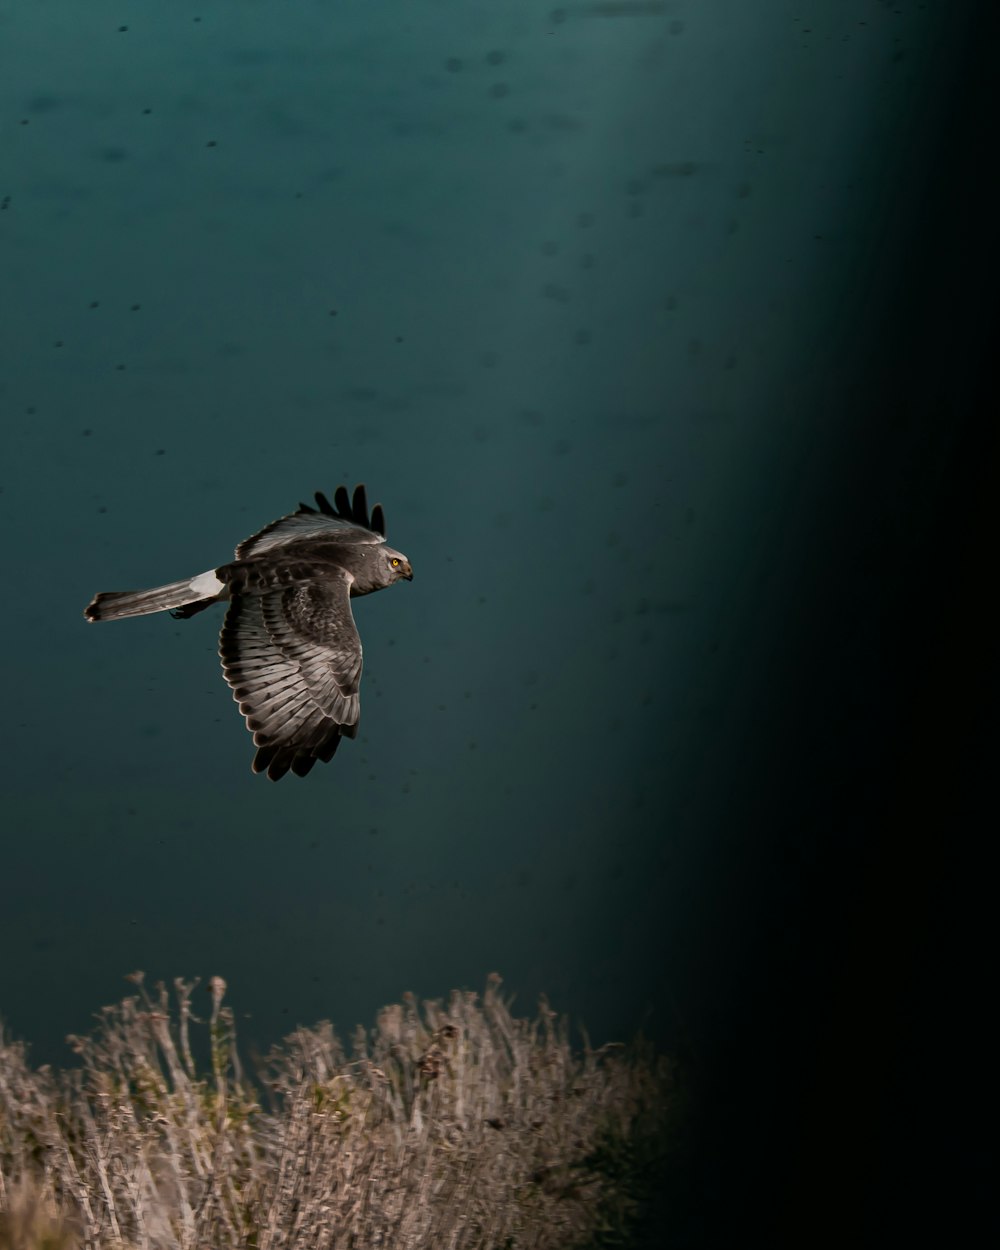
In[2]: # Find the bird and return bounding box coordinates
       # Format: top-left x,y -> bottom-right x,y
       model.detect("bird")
84,484 -> 413,780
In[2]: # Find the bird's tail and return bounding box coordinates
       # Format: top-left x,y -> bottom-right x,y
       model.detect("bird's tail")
84,570 -> 226,622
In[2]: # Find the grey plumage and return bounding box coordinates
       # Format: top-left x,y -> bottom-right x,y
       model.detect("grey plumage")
84,485 -> 412,780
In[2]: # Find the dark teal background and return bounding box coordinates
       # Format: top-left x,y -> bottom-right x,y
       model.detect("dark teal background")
2,3 -> 996,1244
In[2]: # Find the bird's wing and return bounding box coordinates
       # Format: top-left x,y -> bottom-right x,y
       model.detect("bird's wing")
236,484 -> 386,560
219,567 -> 364,781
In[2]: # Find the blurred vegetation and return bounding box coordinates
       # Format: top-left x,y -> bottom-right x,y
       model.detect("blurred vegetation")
0,974 -> 672,1249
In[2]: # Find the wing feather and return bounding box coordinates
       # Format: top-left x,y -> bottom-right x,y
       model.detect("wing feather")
219,570 -> 364,781
235,483 -> 387,560
352,484 -> 370,529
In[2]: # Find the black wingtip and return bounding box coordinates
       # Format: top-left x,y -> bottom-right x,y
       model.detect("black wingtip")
352,483 -> 370,529
309,483 -> 385,534
252,744 -> 290,781
253,739 -> 342,780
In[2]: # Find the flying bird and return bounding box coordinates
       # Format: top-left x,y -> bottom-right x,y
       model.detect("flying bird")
84,484 -> 412,780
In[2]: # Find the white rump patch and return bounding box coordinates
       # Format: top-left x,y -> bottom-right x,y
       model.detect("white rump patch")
189,569 -> 225,597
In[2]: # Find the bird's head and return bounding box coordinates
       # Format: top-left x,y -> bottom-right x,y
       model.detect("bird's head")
383,547 -> 413,583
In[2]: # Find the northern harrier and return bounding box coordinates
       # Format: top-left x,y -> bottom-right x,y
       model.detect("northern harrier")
84,484 -> 412,780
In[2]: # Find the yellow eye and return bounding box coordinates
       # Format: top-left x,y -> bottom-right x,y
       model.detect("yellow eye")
391,557 -> 399,567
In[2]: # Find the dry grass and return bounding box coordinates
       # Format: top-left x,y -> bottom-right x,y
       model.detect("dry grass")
0,974 -> 671,1250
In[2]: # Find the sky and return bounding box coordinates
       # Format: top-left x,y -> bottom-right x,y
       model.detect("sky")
0,0 -> 971,1094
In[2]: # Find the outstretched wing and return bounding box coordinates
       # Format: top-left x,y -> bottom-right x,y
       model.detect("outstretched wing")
236,484 -> 387,561
219,568 -> 364,781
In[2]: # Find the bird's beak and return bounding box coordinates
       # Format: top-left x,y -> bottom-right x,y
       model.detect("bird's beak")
402,561 -> 413,581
